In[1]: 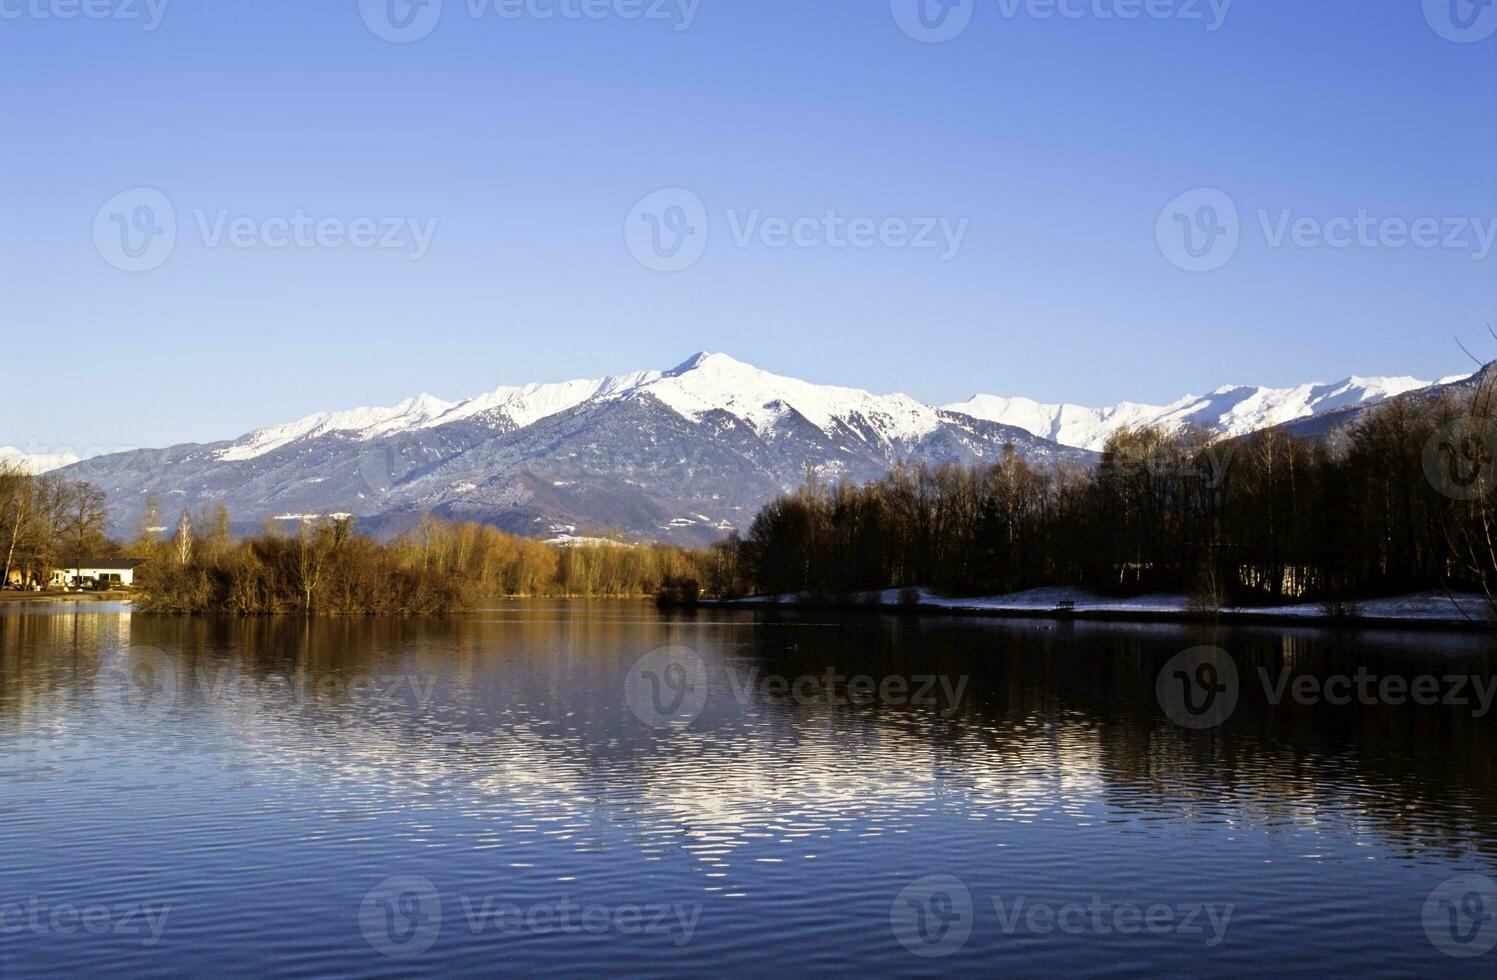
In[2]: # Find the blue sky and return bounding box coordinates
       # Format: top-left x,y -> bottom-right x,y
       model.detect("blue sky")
2,0 -> 1493,455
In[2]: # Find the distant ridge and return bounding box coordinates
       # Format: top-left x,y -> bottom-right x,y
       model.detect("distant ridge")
945,376 -> 1455,451
39,353 -> 1465,544
0,447 -> 81,475
54,353 -> 1088,544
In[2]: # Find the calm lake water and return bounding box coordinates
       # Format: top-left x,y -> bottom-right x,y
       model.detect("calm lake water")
1,600 -> 1495,977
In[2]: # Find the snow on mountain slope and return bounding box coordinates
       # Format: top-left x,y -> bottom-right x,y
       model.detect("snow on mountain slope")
0,447 -> 81,474
215,353 -> 943,462
218,394 -> 457,461
629,353 -> 941,442
215,373 -> 662,462
430,370 -> 663,430
945,376 -> 1438,451
209,353 -> 1453,465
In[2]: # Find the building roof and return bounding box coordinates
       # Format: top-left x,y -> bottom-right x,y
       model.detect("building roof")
59,559 -> 149,571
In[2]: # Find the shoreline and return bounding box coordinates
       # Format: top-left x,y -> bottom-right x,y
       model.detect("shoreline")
709,588 -> 1497,632
0,591 -> 134,604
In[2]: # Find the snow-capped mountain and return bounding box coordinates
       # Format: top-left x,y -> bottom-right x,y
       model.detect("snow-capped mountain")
215,353 -> 943,462
58,353 -> 1089,544
945,375 -> 1451,452
48,354 -> 1464,544
0,447 -> 81,475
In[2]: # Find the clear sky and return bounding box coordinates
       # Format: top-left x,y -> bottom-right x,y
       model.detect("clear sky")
2,0 -> 1494,456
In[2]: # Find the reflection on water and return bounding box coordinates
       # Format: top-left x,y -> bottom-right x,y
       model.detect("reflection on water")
0,601 -> 1494,977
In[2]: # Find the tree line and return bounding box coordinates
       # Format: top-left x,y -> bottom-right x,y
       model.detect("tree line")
0,468 -> 110,590
130,510 -> 742,614
732,368 -> 1497,611
2,465 -> 744,614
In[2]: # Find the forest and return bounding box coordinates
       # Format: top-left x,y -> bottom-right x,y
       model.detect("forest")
128,511 -> 742,615
734,368 -> 1497,611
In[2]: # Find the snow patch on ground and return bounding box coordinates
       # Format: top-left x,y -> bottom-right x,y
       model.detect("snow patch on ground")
545,534 -> 628,547
734,588 -> 1494,626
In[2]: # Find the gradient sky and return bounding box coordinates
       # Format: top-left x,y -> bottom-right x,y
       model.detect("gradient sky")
2,0 -> 1494,457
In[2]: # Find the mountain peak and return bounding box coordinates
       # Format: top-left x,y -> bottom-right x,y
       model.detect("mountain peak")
668,351 -> 746,375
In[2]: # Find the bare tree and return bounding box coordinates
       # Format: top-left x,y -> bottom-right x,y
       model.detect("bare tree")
295,516 -> 351,614
174,509 -> 194,567
0,464 -> 32,588
62,482 -> 109,587
133,494 -> 163,550
200,503 -> 231,563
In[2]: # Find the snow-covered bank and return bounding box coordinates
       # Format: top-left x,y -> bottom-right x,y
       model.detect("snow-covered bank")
720,588 -> 1497,629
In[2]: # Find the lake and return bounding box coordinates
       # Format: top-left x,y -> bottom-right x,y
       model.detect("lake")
1,600 -> 1494,977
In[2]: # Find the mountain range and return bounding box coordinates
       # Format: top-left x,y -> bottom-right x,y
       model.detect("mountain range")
0,446 -> 81,475
944,375 -> 1461,452
3,353 -> 1463,544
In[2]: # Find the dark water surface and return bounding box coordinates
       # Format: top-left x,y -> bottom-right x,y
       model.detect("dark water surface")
1,600 -> 1494,977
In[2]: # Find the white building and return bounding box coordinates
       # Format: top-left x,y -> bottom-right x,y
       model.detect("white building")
50,559 -> 148,589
